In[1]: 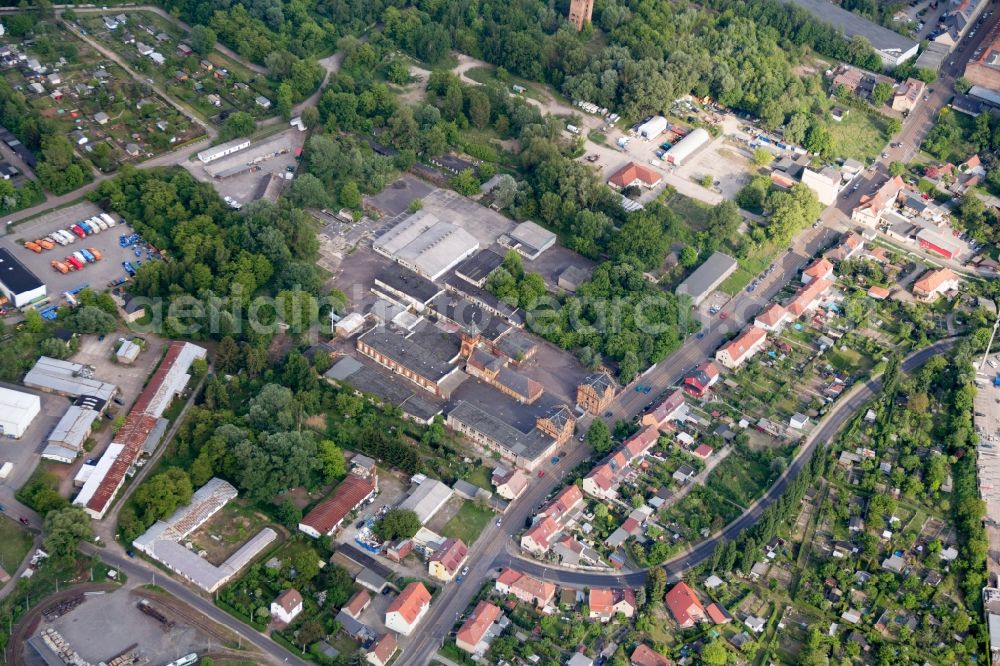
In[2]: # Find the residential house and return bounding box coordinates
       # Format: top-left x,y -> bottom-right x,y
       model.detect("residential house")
715,326 -> 767,369
495,568 -> 556,608
851,175 -> 904,226
682,360 -> 719,397
630,644 -> 672,666
366,634 -> 397,666
270,589 -> 303,624
589,588 -> 637,622
385,582 -> 431,636
707,603 -> 732,625
608,161 -> 662,189
745,615 -> 767,633
641,389 -> 688,431
428,538 -> 467,582
802,257 -> 834,284
492,467 -> 528,500
521,516 -> 560,554
892,77 -> 925,112
753,303 -> 790,332
913,267 -> 959,301
577,372 -> 616,415
665,582 -> 706,629
456,600 -> 502,655
673,464 -> 696,484
787,278 -> 833,318
342,590 -> 371,620
539,484 -> 583,522
826,233 -> 864,262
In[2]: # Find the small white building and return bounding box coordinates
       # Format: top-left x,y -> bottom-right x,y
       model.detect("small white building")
270,589 -> 303,624
664,128 -> 710,166
637,116 -> 668,139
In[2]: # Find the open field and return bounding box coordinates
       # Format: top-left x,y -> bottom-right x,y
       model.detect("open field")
440,501 -> 494,545
0,518 -> 33,574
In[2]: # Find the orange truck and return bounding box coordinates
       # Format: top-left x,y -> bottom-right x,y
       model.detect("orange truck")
24,241 -> 42,253
51,260 -> 69,274
87,247 -> 102,261
37,238 -> 55,250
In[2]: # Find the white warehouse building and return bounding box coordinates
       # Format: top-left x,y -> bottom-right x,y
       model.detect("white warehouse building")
637,116 -> 668,139
197,137 -> 251,164
0,387 -> 41,439
665,128 -> 710,166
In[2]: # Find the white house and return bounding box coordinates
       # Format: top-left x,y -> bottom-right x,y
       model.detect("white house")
270,589 -> 303,624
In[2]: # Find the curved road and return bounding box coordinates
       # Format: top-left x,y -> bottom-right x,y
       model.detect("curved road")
400,337 -> 957,665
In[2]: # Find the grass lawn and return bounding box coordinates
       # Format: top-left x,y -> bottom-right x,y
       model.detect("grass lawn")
440,501 -> 494,545
829,110 -> 890,162
718,243 -> 780,295
0,518 -> 33,574
463,467 -> 493,491
826,347 -> 872,373
664,192 -> 713,233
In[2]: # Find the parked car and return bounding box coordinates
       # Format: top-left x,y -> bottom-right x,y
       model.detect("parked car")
24,241 -> 42,253
37,238 -> 55,250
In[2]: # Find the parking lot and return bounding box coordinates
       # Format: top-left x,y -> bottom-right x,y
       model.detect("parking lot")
0,382 -> 70,502
183,128 -> 305,205
2,202 -> 153,302
366,174 -> 436,216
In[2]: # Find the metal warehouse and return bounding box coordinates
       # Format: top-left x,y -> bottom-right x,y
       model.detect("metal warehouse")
0,386 -> 41,438
373,210 -> 480,281
664,128 -> 710,166
42,396 -> 105,463
675,251 -> 738,306
197,137 -> 251,163
0,247 -> 46,308
23,356 -> 118,401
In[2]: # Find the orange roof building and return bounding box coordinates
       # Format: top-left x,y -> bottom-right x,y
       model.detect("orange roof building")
343,590 -> 371,619
608,161 -> 663,189
385,582 -> 432,636
867,285 -> 890,300
715,326 -> 767,369
495,568 -> 556,608
912,267 -> 959,301
665,582 -> 706,628
299,473 -> 378,538
366,634 -> 398,666
802,257 -> 834,284
753,303 -> 790,332
456,601 -> 502,654
787,278 -> 833,318
630,644 -> 673,666
521,516 -> 560,554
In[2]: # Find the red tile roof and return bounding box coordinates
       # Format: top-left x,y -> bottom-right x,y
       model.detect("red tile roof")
274,589 -> 302,613
590,588 -> 614,614
867,285 -> 890,300
386,582 -> 431,625
630,643 -> 673,666
788,278 -> 832,317
625,426 -> 660,458
706,602 -> 731,624
718,326 -> 766,364
754,303 -> 788,327
300,473 -> 377,536
456,601 -> 501,650
665,582 -> 705,628
430,538 -> 468,576
914,267 -> 957,295
523,516 -> 560,550
609,162 -> 662,188
343,589 -> 370,619
693,444 -> 713,459
368,633 -> 397,664
803,257 -> 834,280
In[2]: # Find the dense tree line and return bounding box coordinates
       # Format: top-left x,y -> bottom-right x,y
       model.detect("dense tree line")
90,167 -> 323,340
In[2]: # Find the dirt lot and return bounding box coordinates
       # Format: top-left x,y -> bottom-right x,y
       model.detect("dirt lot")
2,202 -> 151,302
366,174 -> 436,217
189,502 -> 270,566
73,334 -> 167,409
24,587 -> 213,666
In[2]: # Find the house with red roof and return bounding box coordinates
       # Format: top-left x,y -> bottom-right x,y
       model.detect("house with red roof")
608,162 -> 662,190
495,568 -> 556,608
366,634 -> 398,666
343,590 -> 371,620
692,443 -> 713,460
641,389 -> 688,431
456,600 -> 502,655
665,582 -> 706,628
270,589 -> 303,624
385,582 -> 431,636
707,602 -> 732,625
521,516 -> 560,554
682,361 -> 719,397
802,257 -> 834,285
787,278 -> 833,318
428,538 -> 468,581
913,267 -> 959,302
630,643 -> 673,666
715,326 -> 767,370
539,484 -> 583,522
753,303 -> 790,333
589,588 -> 637,622
851,175 -> 904,226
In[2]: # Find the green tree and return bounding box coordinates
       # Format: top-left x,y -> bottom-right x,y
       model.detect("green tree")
871,81 -> 894,106
702,639 -> 729,666
276,82 -> 294,121
752,148 -> 773,167
189,25 -> 217,56
71,306 -> 117,335
318,440 -> 346,480
373,508 -> 420,541
339,180 -> 361,208
889,161 -> 906,177
450,168 -> 481,196
134,468 -> 194,525
586,419 -> 613,455
44,506 -> 93,559
221,112 -> 256,140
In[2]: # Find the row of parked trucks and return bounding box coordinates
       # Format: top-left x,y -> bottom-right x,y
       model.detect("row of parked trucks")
24,213 -> 118,253
51,248 -> 103,274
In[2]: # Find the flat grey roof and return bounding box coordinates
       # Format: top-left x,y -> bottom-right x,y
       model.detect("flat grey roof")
24,356 -> 118,401
373,210 -> 480,279
398,478 -> 454,524
374,265 -> 442,305
509,221 -> 557,253
785,0 -> 918,53
326,355 -> 445,422
359,326 -> 460,382
676,251 -> 738,301
448,400 -> 554,461
454,249 -> 505,285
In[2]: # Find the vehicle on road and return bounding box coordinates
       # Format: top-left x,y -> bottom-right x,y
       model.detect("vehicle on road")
19,516 -> 29,525
538,470 -> 545,478
496,518 -> 502,526
719,312 -> 728,319
696,331 -> 705,339
551,456 -> 560,465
